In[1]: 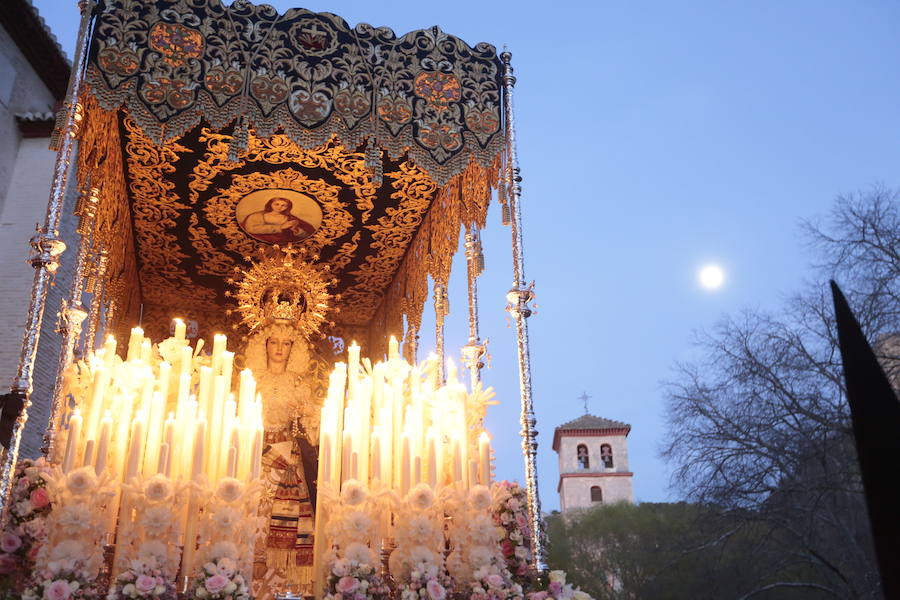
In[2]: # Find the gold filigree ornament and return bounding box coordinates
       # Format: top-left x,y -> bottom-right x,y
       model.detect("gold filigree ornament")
227,245 -> 339,340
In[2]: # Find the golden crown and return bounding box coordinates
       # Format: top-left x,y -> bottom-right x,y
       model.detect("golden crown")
227,245 -> 338,339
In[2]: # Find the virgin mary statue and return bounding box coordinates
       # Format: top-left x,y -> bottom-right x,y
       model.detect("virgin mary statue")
244,322 -> 319,588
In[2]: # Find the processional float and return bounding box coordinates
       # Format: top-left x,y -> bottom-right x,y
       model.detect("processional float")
0,1 -> 558,599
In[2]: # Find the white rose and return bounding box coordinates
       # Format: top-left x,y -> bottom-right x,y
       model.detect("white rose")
66,466 -> 97,495
573,590 -> 591,600
548,570 -> 566,583
225,581 -> 237,594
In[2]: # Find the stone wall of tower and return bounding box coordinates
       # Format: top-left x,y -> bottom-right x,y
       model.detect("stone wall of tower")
556,430 -> 634,511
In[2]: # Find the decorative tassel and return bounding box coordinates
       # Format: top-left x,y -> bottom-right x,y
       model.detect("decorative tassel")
365,137 -> 383,186
228,116 -> 249,162
501,203 -> 511,226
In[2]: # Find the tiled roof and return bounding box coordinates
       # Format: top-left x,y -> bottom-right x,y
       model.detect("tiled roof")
556,414 -> 630,431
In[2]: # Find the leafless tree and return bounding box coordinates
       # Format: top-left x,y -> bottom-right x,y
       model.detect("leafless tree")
663,187 -> 899,599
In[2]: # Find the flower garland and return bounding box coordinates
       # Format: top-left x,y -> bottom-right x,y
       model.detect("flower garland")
469,566 -> 524,600
189,556 -> 250,600
107,556 -> 176,600
0,458 -> 52,597
490,482 -> 531,585
21,558 -> 102,600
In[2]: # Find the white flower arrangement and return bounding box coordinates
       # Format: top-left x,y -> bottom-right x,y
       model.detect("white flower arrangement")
189,556 -> 250,600
21,557 -> 101,600
322,555 -> 391,600
526,570 -> 593,600
0,458 -> 52,598
107,556 -> 176,600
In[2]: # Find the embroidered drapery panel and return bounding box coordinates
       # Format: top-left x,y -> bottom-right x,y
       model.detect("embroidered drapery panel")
85,0 -> 505,186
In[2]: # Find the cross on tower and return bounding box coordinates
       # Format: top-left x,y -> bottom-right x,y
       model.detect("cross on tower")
577,391 -> 591,415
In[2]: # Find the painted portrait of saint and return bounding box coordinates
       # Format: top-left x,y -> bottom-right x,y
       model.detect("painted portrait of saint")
236,189 -> 323,245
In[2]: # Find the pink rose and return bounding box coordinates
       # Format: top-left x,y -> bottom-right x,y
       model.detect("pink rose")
501,540 -> 515,557
426,579 -> 446,600
135,574 -> 157,593
336,576 -> 359,594
549,581 -> 563,596
515,513 -> 527,529
27,544 -> 40,562
529,592 -> 549,600
46,579 -> 72,600
507,498 -> 520,511
0,532 -> 22,553
205,574 -> 229,594
486,574 -> 505,588
0,553 -> 18,574
29,487 -> 50,509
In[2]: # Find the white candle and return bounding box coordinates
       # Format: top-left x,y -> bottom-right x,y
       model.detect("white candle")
103,335 -> 117,369
347,342 -> 360,400
143,392 -> 166,474
388,335 -> 399,361
157,442 -> 169,475
127,327 -> 143,362
140,339 -> 152,363
192,418 -> 207,480
401,430 -> 411,495
341,429 -> 353,484
62,409 -> 82,472
478,432 -> 491,485
426,429 -> 437,488
468,460 -> 478,489
125,416 -> 145,479
371,428 -> 381,482
162,412 -> 175,475
226,446 -> 237,478
350,451 -> 359,481
414,456 -> 422,485
93,411 -> 112,475
180,344 -> 193,380
452,437 -> 463,483
221,351 -> 234,387
173,318 -> 186,341
250,428 -> 262,480
157,361 -> 171,401
211,334 -> 226,374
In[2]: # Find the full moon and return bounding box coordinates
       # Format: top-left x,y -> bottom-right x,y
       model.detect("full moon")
699,264 -> 725,289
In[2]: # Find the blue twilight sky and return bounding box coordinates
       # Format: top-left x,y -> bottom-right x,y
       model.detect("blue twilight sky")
32,0 -> 900,510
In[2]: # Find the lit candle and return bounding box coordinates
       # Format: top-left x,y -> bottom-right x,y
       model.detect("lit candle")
426,428 -> 437,487
414,456 -> 422,485
127,327 -> 143,362
62,409 -> 82,473
211,334 -> 226,374
157,361 -> 171,401
250,428 -> 262,480
371,428 -> 381,482
468,460 -> 478,489
103,335 -> 117,369
162,412 -> 175,475
221,351 -> 234,387
173,318 -> 186,341
226,445 -> 237,478
157,443 -> 169,475
93,411 -> 112,475
143,392 -> 165,474
125,416 -> 145,480
388,335 -> 399,361
192,418 -> 207,480
347,342 -> 360,400
350,451 -> 359,481
401,430 -> 411,495
140,339 -> 152,363
452,437 -> 463,483
180,344 -> 193,380
341,429 -> 353,483
479,432 -> 491,485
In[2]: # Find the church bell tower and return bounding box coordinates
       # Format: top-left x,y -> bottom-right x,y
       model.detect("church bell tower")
552,414 -> 634,512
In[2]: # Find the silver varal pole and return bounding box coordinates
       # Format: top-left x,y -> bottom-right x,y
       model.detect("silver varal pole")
42,186 -> 99,459
0,0 -> 97,518
501,51 -> 546,571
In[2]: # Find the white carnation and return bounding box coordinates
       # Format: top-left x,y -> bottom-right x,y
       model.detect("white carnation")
405,515 -> 433,543
139,505 -> 173,531
66,466 -> 97,495
56,503 -> 94,533
211,506 -> 241,531
468,485 -> 492,511
215,478 -> 244,503
138,540 -> 168,563
407,483 -> 435,511
343,510 -> 373,539
340,479 -> 368,506
343,542 -> 375,565
409,545 -> 436,567
209,541 -> 238,560
49,539 -> 84,562
143,474 -> 174,503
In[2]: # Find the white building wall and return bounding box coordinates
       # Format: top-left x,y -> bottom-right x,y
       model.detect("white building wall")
557,431 -> 634,511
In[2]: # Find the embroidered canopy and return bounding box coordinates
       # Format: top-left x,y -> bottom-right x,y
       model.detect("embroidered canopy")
77,0 -> 509,357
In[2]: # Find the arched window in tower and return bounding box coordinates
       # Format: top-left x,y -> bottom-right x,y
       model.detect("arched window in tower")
590,486 -> 603,503
576,444 -> 589,469
600,443 -> 614,469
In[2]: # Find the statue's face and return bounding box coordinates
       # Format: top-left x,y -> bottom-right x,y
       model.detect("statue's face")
266,335 -> 293,366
